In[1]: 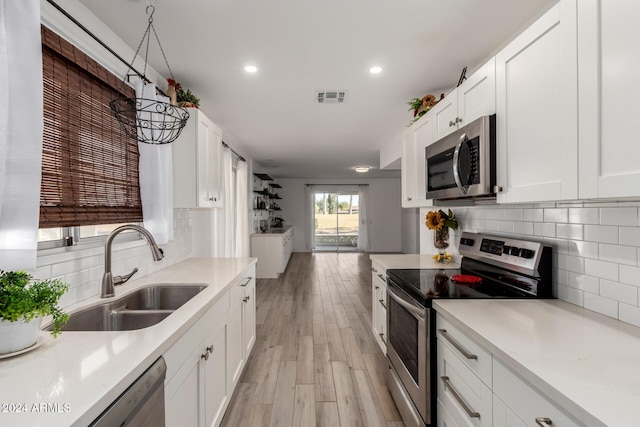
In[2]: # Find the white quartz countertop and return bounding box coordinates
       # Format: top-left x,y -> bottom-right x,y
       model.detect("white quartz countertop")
434,299 -> 640,427
0,257 -> 256,427
369,253 -> 460,270
251,225 -> 292,236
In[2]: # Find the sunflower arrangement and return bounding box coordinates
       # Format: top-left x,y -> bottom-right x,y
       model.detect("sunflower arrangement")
425,209 -> 458,231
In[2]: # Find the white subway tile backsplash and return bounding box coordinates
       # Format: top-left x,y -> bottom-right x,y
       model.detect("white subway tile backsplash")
523,209 -> 544,222
600,207 -> 639,226
584,259 -> 619,281
584,225 -> 619,244
452,202 -> 640,327
568,272 -> 599,294
544,208 -> 568,223
583,292 -> 619,318
556,224 -> 583,240
620,304 -> 640,328
599,243 -> 637,266
568,208 -> 599,225
600,279 -> 638,305
619,227 -> 640,246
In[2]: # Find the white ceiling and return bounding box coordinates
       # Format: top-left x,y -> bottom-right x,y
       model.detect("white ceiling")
78,0 -> 555,179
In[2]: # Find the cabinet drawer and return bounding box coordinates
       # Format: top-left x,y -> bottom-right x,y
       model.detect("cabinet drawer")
438,397 -> 460,427
437,316 -> 492,387
493,359 -> 582,427
438,342 -> 492,427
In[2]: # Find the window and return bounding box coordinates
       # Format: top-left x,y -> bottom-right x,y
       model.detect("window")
38,26 -> 142,248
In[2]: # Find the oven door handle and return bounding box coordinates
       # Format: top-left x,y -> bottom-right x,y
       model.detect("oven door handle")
387,286 -> 425,320
452,133 -> 468,195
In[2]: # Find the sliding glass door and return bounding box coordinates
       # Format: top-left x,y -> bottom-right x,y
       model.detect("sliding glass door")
313,191 -> 360,251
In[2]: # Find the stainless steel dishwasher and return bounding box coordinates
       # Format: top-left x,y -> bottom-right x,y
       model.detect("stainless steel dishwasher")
90,356 -> 167,426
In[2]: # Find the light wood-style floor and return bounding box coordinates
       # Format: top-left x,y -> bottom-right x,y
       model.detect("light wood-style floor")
221,252 -> 405,427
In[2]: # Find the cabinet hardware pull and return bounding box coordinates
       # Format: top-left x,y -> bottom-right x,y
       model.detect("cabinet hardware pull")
441,376 -> 480,418
438,329 -> 477,360
493,185 -> 503,193
201,352 -> 209,361
456,117 -> 463,124
371,267 -> 377,272
378,274 -> 386,281
243,296 -> 250,303
375,285 -> 380,290
535,417 -> 552,427
379,299 -> 387,309
379,332 -> 385,340
449,120 -> 456,127
207,345 -> 214,354
241,277 -> 252,287
407,197 -> 412,201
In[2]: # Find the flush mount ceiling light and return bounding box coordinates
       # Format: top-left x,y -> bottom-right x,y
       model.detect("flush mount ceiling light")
244,65 -> 258,73
354,166 -> 370,173
369,66 -> 383,74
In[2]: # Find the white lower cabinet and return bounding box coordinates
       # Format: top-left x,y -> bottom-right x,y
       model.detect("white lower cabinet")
251,228 -> 294,279
371,261 -> 387,353
492,396 -> 527,427
164,264 -> 256,427
493,359 -> 581,427
437,338 -> 492,427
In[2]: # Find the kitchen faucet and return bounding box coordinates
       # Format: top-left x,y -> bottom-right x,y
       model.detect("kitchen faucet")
101,224 -> 164,298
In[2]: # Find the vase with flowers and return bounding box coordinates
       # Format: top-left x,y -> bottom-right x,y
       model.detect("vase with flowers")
425,209 -> 458,262
166,78 -> 180,106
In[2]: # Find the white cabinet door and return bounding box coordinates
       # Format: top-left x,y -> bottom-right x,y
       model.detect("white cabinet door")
242,276 -> 256,358
165,344 -> 201,427
371,262 -> 387,353
493,396 -> 527,427
173,109 -> 222,208
457,58 -> 496,127
496,0 -> 578,203
578,0 -> 640,198
402,117 -> 434,208
431,91 -> 459,141
204,322 -> 228,427
227,283 -> 244,391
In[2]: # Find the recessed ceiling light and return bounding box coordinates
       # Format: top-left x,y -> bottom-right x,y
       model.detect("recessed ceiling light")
244,65 -> 258,73
369,66 -> 382,74
355,166 -> 370,173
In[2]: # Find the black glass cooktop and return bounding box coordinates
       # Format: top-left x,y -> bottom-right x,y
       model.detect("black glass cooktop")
387,260 -> 549,307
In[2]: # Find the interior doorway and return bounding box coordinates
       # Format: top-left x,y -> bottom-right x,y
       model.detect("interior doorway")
313,191 -> 360,252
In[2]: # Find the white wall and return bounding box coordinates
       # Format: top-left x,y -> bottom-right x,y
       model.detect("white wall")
401,207 -> 419,254
420,202 -> 640,328
277,178 -> 402,253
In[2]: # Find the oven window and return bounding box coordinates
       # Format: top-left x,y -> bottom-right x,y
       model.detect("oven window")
388,296 -> 419,383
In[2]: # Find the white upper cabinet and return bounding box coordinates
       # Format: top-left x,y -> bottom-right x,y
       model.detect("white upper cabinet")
402,117 -> 434,208
496,0 -> 578,204
430,58 -> 496,142
172,109 -> 222,208
578,0 -> 640,199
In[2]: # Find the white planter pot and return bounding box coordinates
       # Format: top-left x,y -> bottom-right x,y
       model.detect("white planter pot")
0,317 -> 42,354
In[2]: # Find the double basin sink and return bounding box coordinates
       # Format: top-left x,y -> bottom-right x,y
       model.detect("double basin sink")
44,284 -> 207,332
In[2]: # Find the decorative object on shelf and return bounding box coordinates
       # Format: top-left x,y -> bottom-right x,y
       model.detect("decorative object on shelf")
177,87 -> 200,108
166,78 -> 180,106
110,5 -> 189,145
407,94 -> 440,126
425,209 -> 458,258
0,270 -> 69,354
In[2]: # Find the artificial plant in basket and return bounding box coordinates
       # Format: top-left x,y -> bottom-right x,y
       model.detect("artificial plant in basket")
0,270 -> 69,338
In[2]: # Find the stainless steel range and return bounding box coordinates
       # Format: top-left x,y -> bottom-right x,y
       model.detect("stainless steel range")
385,231 -> 552,427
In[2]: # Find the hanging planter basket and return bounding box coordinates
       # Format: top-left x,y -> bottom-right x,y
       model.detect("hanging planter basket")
111,4 -> 190,145
110,97 -> 189,145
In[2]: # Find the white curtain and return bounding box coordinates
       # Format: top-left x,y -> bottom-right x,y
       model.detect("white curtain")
134,81 -> 173,244
234,160 -> 249,257
357,185 -> 371,251
221,146 -> 234,257
305,184 -> 316,251
0,0 -> 42,271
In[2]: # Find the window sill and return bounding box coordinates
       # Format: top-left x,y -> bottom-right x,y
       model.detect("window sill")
37,235 -> 145,266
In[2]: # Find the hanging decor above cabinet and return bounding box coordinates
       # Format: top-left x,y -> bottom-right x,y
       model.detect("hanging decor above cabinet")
110,5 -> 189,145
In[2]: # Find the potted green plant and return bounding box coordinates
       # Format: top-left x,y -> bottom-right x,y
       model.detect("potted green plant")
176,87 -> 200,108
0,270 -> 69,354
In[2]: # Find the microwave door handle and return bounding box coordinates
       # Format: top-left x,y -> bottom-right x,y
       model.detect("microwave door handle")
387,286 -> 426,320
452,133 -> 468,195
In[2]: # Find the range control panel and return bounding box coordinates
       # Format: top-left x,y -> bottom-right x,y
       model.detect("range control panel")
459,232 -> 545,276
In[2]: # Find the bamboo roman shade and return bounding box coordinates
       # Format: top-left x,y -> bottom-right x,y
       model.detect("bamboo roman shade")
39,26 -> 143,228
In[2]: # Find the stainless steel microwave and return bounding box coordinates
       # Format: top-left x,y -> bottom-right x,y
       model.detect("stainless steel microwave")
425,114 -> 496,200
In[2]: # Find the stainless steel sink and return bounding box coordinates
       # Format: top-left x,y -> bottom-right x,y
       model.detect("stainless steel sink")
44,284 -> 207,332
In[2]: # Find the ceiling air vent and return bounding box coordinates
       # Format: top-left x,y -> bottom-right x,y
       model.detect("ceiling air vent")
316,91 -> 347,104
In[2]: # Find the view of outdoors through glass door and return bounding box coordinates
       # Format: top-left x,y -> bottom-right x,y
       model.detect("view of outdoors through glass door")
314,192 -> 360,251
